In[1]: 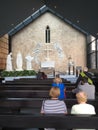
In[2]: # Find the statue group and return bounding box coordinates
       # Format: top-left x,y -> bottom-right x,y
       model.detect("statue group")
6,52 -> 34,71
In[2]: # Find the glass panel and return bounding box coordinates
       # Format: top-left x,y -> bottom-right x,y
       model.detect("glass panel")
97,51 -> 98,69
90,52 -> 96,69
91,42 -> 96,51
87,44 -> 91,53
97,39 -> 98,50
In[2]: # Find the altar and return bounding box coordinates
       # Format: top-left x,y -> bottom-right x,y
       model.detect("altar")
40,61 -> 55,76
41,61 -> 55,68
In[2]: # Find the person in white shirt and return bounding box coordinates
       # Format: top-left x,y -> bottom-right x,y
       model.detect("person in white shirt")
71,91 -> 96,130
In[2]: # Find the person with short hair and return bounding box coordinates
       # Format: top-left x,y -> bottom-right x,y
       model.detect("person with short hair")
41,87 -> 67,114
71,91 -> 96,130
41,87 -> 67,130
72,77 -> 95,99
52,77 -> 66,100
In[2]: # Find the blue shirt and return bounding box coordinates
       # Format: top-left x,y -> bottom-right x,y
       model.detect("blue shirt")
52,83 -> 66,100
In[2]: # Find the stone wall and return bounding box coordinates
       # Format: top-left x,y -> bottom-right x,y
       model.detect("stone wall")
0,34 -> 8,70
11,12 -> 87,73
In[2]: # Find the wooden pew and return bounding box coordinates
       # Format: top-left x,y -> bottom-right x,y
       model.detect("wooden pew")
0,89 -> 74,99
0,82 -> 76,99
0,84 -> 51,90
0,84 -> 75,91
3,81 -> 74,86
0,114 -> 98,129
0,90 -> 49,98
0,90 -> 71,99
0,78 -> 98,129
0,98 -> 98,114
4,78 -> 72,85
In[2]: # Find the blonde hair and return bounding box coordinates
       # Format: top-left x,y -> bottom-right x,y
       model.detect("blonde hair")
49,87 -> 60,98
76,91 -> 87,103
53,77 -> 62,83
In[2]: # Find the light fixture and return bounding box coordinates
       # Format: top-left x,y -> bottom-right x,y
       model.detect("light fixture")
11,24 -> 14,26
54,5 -> 57,8
32,8 -> 35,11
77,20 -> 80,23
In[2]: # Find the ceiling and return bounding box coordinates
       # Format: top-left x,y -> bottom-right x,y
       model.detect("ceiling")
0,0 -> 98,38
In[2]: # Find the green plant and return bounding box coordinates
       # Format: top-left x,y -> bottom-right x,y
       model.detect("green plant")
1,70 -> 37,77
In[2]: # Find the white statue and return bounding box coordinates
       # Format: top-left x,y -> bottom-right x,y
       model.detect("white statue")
68,55 -> 73,66
6,52 -> 13,71
16,52 -> 23,71
25,54 -> 34,70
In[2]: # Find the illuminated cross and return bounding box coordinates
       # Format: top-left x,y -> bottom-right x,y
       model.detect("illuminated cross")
44,43 -> 53,61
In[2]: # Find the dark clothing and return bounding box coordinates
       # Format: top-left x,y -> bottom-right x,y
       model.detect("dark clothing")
37,72 -> 47,79
75,71 -> 93,87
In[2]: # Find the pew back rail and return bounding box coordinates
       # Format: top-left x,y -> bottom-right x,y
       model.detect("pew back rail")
0,114 -> 98,129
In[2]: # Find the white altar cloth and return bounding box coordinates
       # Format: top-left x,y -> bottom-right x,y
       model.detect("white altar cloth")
41,61 -> 55,68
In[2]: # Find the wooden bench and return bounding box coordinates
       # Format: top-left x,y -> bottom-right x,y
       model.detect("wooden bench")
0,90 -> 50,98
0,82 -> 76,99
0,114 -> 98,129
0,78 -> 98,129
0,90 -> 75,99
0,98 -> 98,129
0,98 -> 98,114
0,84 -> 75,91
0,80 -> 76,85
3,78 -> 72,85
0,97 -> 98,129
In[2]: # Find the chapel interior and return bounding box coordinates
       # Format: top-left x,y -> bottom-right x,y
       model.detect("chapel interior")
0,0 -> 98,129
